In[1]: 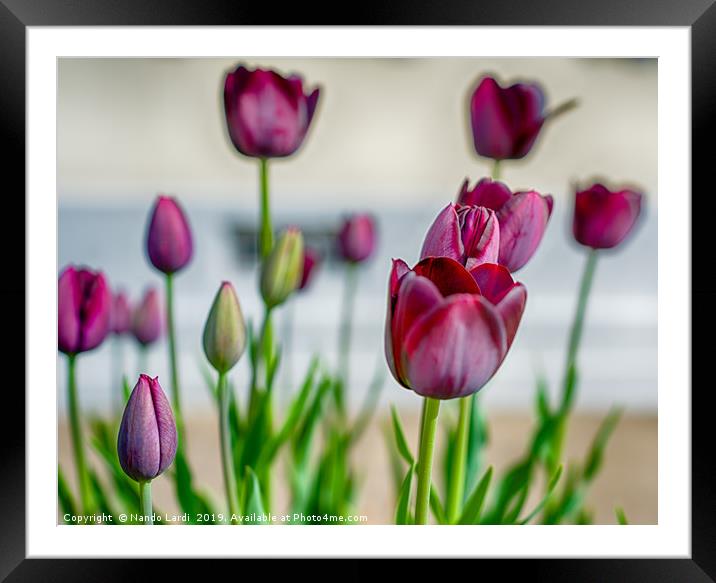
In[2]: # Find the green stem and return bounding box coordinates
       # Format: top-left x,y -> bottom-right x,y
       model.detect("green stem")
259,158 -> 273,260
218,372 -> 240,524
139,480 -> 153,524
415,398 -> 441,525
165,273 -> 184,439
337,263 -> 358,414
446,396 -> 471,523
66,353 -> 93,515
111,336 -> 124,419
492,159 -> 501,180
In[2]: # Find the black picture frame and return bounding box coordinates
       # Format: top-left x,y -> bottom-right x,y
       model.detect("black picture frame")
3,1 -> 713,579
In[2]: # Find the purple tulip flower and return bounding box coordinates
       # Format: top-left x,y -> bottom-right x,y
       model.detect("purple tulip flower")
337,214 -> 377,264
58,265 -> 112,355
458,178 -> 553,272
146,195 -> 194,275
573,183 -> 643,249
132,288 -> 162,346
299,247 -> 321,291
117,374 -> 177,482
223,65 -> 320,159
385,256 -> 526,400
111,291 -> 132,335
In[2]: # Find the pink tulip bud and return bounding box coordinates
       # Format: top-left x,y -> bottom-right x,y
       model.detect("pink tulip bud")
111,291 -> 132,335
385,257 -> 526,400
337,214 -> 377,264
132,288 -> 162,346
146,195 -> 193,275
117,374 -> 177,482
58,265 -> 112,355
573,183 -> 643,249
223,65 -> 320,159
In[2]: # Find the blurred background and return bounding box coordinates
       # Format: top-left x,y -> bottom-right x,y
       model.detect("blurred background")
57,57 -> 657,523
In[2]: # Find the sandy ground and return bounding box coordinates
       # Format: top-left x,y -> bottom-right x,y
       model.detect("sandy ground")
59,411 -> 656,525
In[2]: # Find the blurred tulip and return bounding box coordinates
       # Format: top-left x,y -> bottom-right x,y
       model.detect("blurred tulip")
573,183 -> 643,249
260,227 -> 304,308
117,374 -> 177,482
337,214 -> 377,264
132,288 -> 162,346
111,291 -> 132,335
203,282 -> 247,374
146,195 -> 194,275
420,203 -> 500,269
58,265 -> 112,355
458,178 -> 553,272
299,247 -> 321,291
385,257 -> 526,399
223,64 -> 320,159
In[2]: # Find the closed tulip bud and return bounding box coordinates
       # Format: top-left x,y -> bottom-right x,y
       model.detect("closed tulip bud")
260,228 -> 304,308
573,183 -> 643,249
132,288 -> 162,346
58,265 -> 112,355
385,257 -> 526,400
117,374 -> 177,482
203,282 -> 247,374
224,65 -> 320,159
458,178 -> 553,272
146,195 -> 194,275
420,203 -> 500,269
111,291 -> 132,335
298,247 -> 321,291
337,214 -> 377,264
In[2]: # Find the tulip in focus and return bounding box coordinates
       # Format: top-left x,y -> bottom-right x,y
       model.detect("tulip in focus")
385,256 -> 526,400
58,265 -> 112,355
146,195 -> 194,275
469,75 -> 576,161
458,178 -> 553,272
132,288 -> 162,346
299,247 -> 321,291
573,183 -> 643,249
111,291 -> 132,335
203,282 -> 247,374
223,65 -> 321,159
260,227 -> 304,308
420,203 -> 500,269
118,374 -> 177,482
337,214 -> 377,264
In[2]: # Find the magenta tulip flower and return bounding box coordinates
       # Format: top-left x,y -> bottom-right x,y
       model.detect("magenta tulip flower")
420,203 -> 499,269
132,288 -> 162,346
111,291 -> 132,335
223,65 -> 320,159
458,178 -> 553,272
384,256 -> 526,399
573,183 -> 643,249
337,214 -> 377,264
117,374 -> 177,482
58,265 -> 112,355
299,247 -> 321,291
146,195 -> 194,275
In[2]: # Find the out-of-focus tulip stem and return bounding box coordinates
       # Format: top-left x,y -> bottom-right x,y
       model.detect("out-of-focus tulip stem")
446,396 -> 471,523
111,336 -> 125,418
547,97 -> 580,123
415,398 -> 441,525
492,159 -> 501,180
139,480 -> 153,525
218,371 -> 240,523
138,344 -> 148,377
259,158 -> 273,259
66,353 -> 93,515
164,272 -> 184,440
337,262 -> 358,415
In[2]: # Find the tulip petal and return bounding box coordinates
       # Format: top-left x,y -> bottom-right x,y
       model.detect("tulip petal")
384,258 -> 411,383
78,272 -> 112,353
573,185 -> 643,249
459,207 -> 500,269
402,295 -> 507,399
470,77 -> 515,159
457,177 -> 513,211
469,263 -> 516,304
118,375 -> 162,481
413,257 -> 481,297
58,266 -> 81,354
497,190 -> 552,272
494,283 -> 527,350
420,204 -> 463,263
149,377 -> 178,477
146,196 -> 194,274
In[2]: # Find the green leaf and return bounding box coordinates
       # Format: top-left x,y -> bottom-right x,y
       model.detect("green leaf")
89,422 -> 140,513
395,464 -> 415,525
350,354 -> 388,444
293,375 -> 332,466
615,506 -> 629,525
482,460 -> 532,524
583,407 -> 622,482
242,467 -> 266,524
198,359 -> 219,403
58,466 -> 77,518
429,486 -> 447,525
89,469 -> 115,517
459,466 -> 493,525
562,364 -> 578,413
536,374 -> 551,421
383,422 -> 405,499
464,393 -> 489,498
390,405 -> 414,465
517,465 -> 563,524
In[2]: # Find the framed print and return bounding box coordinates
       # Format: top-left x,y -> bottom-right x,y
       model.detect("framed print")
3,0 -> 714,579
